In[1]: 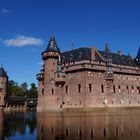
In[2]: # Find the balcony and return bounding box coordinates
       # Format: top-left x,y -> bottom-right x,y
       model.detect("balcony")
55,73 -> 66,86
104,72 -> 114,80
36,74 -> 44,81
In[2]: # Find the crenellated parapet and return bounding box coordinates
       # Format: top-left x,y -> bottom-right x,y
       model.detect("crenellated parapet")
42,51 -> 60,60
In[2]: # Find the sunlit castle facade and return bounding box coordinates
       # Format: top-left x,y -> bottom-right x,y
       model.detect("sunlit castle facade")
0,67 -> 8,110
37,36 -> 140,111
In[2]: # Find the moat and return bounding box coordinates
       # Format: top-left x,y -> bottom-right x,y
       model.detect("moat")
1,109 -> 140,140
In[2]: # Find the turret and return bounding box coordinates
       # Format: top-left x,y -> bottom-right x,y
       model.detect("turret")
42,36 -> 60,95
55,56 -> 66,87
0,66 -> 8,109
36,68 -> 44,95
104,43 -> 114,80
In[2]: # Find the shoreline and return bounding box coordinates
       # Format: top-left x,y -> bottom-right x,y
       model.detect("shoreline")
37,105 -> 140,113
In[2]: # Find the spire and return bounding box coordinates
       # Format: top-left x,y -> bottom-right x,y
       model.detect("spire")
0,67 -> 8,77
136,46 -> 140,58
46,35 -> 60,53
134,46 -> 140,66
105,42 -> 110,52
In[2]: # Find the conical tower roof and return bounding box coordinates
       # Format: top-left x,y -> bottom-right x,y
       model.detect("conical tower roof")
105,42 -> 110,52
45,36 -> 60,53
0,67 -> 8,77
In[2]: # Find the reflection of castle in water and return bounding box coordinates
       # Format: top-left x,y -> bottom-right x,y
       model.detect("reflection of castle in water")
37,111 -> 140,140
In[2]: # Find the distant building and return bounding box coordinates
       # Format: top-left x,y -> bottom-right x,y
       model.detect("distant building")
0,67 -> 8,110
37,36 -> 140,111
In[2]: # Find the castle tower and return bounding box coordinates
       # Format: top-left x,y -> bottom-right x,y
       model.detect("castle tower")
37,36 -> 60,111
0,67 -> 8,110
42,36 -> 60,95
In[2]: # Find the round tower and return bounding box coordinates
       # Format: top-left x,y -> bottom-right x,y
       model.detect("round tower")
0,67 -> 8,110
42,36 -> 60,95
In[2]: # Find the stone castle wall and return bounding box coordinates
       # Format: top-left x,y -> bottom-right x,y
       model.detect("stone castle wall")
37,36 -> 140,111
37,67 -> 140,111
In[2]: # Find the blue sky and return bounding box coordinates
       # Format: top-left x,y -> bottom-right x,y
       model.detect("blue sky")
0,0 -> 140,86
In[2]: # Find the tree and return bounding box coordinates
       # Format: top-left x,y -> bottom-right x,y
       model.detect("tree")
7,80 -> 16,96
27,83 -> 38,98
12,82 -> 20,96
20,82 -> 28,96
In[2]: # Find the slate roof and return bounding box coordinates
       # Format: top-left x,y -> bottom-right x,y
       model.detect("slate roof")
7,96 -> 26,102
61,47 -> 136,67
99,51 -> 135,66
61,48 -> 91,63
0,67 -> 8,77
45,36 -> 60,53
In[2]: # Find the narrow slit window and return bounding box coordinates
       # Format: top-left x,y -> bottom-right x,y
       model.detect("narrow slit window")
101,85 -> 104,93
118,85 -> 121,93
78,84 -> 81,93
42,89 -> 44,95
89,84 -> 92,93
52,89 -> 54,94
118,85 -> 120,89
126,86 -> 129,94
113,85 -> 116,93
66,85 -> 68,94
137,87 -> 140,94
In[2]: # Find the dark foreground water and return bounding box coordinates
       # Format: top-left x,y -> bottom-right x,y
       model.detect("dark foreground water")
1,110 -> 140,140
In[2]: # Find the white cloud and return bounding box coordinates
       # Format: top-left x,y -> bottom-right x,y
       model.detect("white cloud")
37,61 -> 44,65
3,35 -> 43,47
1,8 -> 11,15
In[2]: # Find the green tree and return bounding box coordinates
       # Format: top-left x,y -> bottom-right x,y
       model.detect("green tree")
20,82 -> 28,96
27,83 -> 38,98
7,80 -> 16,96
12,82 -> 20,96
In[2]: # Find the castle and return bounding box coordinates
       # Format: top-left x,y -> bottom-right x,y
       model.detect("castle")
0,67 -> 8,110
37,36 -> 140,111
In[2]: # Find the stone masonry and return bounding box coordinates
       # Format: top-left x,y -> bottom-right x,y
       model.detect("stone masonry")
37,36 -> 140,111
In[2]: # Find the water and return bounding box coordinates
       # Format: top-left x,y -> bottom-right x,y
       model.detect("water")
1,109 -> 140,140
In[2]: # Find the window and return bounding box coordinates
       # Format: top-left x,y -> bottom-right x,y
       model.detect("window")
52,89 -> 54,94
132,86 -> 134,93
66,85 -> 68,94
137,87 -> 140,94
118,85 -> 121,93
78,84 -> 81,93
42,89 -> 44,95
113,85 -> 115,93
126,86 -> 129,94
89,84 -> 92,93
101,85 -> 104,93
